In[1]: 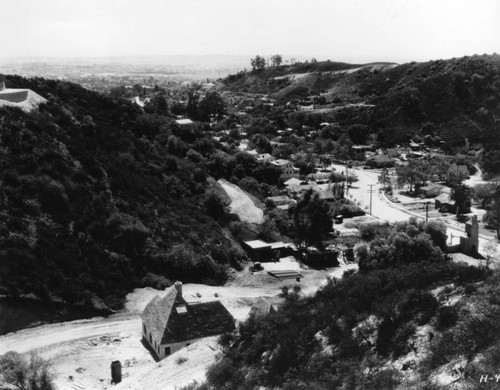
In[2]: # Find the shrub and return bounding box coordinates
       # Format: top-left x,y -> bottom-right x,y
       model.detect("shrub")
437,306 -> 459,328
141,273 -> 171,290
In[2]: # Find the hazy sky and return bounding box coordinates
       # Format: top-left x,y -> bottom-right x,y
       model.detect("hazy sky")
1,0 -> 499,63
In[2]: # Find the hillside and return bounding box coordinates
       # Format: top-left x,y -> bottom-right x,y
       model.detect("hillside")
0,75 -> 246,313
223,55 -> 500,174
195,221 -> 498,390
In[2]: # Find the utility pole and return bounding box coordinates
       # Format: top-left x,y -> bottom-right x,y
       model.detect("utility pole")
345,165 -> 349,196
368,184 -> 375,215
425,201 -> 431,222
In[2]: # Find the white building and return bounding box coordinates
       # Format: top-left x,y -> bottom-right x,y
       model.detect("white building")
271,159 -> 299,181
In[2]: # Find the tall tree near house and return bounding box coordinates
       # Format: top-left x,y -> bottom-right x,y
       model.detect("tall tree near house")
271,54 -> 283,67
292,189 -> 332,248
378,168 -> 391,190
450,182 -> 472,216
396,159 -> 429,193
484,189 -> 500,239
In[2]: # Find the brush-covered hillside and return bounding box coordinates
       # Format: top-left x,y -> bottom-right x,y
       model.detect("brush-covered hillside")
0,75 -> 248,311
223,54 -> 500,175
194,221 -> 498,390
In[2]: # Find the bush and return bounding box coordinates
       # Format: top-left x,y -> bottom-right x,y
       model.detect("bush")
141,273 -> 171,290
437,306 -> 459,328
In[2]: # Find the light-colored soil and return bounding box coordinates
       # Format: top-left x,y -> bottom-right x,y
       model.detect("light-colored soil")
0,256 -> 356,390
218,179 -> 264,224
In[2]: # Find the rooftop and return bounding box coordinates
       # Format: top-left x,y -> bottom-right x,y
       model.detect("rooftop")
244,240 -> 272,250
175,118 -> 194,125
142,285 -> 235,345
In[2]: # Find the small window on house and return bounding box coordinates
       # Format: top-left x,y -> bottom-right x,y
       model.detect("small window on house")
143,324 -> 146,334
149,334 -> 152,343
165,346 -> 171,355
186,343 -> 190,346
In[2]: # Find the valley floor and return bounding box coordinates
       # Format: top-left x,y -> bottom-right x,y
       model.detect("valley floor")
0,259 -> 356,390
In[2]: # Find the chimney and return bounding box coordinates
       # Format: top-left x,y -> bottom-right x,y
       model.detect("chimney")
174,281 -> 182,298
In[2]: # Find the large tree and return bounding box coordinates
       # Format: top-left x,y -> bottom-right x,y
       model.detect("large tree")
292,189 -> 332,247
484,188 -> 500,239
396,159 -> 429,193
271,54 -> 283,67
450,183 -> 472,216
250,55 -> 266,71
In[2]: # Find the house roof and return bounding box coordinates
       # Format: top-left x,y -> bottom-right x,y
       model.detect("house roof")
175,118 -> 194,125
244,240 -> 271,250
271,159 -> 291,166
142,286 -> 235,345
141,287 -> 180,343
284,178 -> 302,186
270,241 -> 292,250
161,301 -> 235,344
435,193 -> 452,204
420,183 -> 444,192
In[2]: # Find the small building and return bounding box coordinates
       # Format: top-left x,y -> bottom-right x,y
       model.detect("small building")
366,154 -> 396,168
419,183 -> 445,198
271,159 -> 299,181
316,184 -> 345,213
435,192 -> 455,213
256,153 -> 275,163
447,163 -> 469,180
141,282 -> 235,360
175,118 -> 195,129
300,247 -> 339,267
243,240 -> 273,262
265,195 -> 295,210
351,145 -> 374,161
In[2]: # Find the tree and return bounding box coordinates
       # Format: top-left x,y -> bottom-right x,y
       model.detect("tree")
292,189 -> 332,247
271,54 -> 283,67
378,168 -> 391,191
198,91 -> 226,122
483,241 -> 497,268
0,351 -> 55,390
450,183 -> 471,216
396,159 -> 429,193
250,55 -> 266,71
144,92 -> 169,115
484,197 -> 500,239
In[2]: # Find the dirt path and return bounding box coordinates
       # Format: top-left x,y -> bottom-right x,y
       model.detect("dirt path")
0,261 -> 356,390
218,179 -> 264,224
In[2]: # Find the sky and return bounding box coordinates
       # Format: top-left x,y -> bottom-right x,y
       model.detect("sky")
1,0 -> 499,63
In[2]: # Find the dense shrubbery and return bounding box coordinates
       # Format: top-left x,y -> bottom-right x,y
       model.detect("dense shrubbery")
0,76 -> 245,311
357,219 -> 448,271
198,259 -> 489,389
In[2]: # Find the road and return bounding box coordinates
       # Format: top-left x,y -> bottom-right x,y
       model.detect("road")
336,164 -> 500,262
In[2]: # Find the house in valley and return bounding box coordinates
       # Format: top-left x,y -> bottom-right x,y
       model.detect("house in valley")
270,159 -> 299,181
175,118 -> 195,130
141,282 -> 235,360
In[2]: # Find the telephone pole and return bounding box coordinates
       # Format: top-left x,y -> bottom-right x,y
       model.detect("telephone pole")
368,184 -> 375,215
425,201 -> 431,222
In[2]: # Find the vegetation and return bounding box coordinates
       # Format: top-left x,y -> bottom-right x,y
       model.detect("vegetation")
0,76 -> 246,312
0,351 -> 55,390
197,237 -> 489,389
